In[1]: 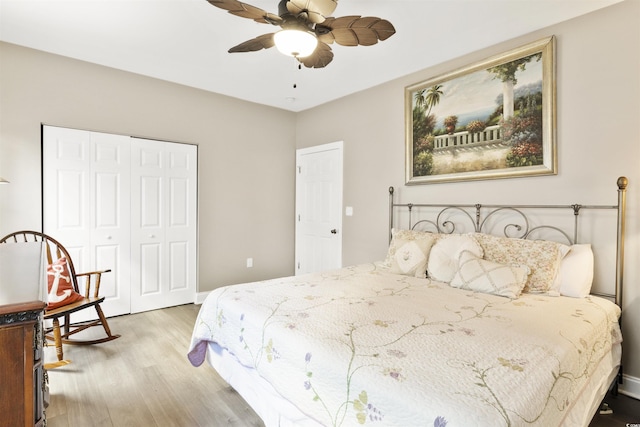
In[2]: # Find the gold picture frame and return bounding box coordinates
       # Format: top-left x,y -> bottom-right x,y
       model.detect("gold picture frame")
405,36 -> 556,185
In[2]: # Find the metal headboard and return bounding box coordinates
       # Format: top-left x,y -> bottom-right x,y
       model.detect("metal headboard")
388,177 -> 628,308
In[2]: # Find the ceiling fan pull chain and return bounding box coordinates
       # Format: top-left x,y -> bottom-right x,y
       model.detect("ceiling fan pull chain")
291,56 -> 300,89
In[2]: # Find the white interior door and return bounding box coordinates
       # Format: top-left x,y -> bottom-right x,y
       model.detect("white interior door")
295,141 -> 343,275
43,126 -> 131,318
130,138 -> 197,313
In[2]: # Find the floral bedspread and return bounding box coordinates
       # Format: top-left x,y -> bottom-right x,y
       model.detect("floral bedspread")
187,263 -> 621,427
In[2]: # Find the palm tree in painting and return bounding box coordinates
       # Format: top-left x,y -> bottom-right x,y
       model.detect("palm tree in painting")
424,84 -> 443,117
414,88 -> 427,113
488,53 -> 541,119
414,84 -> 444,118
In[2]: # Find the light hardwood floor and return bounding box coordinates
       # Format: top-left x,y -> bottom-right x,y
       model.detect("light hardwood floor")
44,304 -> 639,427
45,304 -> 264,427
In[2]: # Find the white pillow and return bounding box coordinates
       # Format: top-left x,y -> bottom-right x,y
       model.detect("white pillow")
473,233 -> 570,294
384,229 -> 438,278
554,244 -> 594,298
450,250 -> 531,299
427,234 -> 483,283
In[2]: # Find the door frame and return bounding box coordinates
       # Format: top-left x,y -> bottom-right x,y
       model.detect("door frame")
294,141 -> 344,274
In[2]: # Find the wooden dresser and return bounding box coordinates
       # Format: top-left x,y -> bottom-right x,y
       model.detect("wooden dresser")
0,301 -> 46,427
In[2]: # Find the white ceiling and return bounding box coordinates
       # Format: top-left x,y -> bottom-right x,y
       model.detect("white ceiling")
0,0 -> 622,112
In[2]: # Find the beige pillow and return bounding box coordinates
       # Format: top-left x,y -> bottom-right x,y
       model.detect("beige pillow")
427,234 -> 483,283
472,233 -> 569,293
554,244 -> 594,298
384,229 -> 438,278
450,250 -> 530,298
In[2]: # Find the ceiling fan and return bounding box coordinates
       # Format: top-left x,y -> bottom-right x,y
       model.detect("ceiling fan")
205,0 -> 396,68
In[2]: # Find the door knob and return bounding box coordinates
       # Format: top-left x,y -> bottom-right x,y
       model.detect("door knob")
330,229 -> 338,234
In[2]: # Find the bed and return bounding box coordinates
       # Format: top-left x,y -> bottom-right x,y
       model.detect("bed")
188,177 -> 628,427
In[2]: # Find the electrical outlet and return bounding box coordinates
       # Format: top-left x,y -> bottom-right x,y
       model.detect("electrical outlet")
246,258 -> 253,268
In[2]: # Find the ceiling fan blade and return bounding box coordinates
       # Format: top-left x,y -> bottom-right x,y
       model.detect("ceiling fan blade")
286,0 -> 337,24
317,16 -> 396,46
206,0 -> 282,25
298,42 -> 333,68
228,33 -> 276,53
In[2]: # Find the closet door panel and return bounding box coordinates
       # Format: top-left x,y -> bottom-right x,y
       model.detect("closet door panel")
93,244 -> 120,299
167,177 -> 190,293
169,241 -> 188,291
43,127 -> 93,320
140,176 -> 163,228
131,139 -> 196,313
43,126 -> 131,318
92,169 -> 120,293
131,140 -> 166,312
140,243 -> 162,295
56,170 -> 87,229
136,164 -> 164,299
169,177 -> 188,226
43,126 -> 91,255
94,173 -> 119,227
164,143 -> 197,304
90,132 -> 131,317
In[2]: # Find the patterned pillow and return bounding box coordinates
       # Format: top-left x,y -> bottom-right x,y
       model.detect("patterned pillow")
46,257 -> 83,310
472,233 -> 570,294
384,229 -> 438,278
427,234 -> 483,283
450,250 -> 531,298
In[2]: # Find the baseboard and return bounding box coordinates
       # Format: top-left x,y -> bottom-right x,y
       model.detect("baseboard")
620,374 -> 640,400
194,291 -> 210,305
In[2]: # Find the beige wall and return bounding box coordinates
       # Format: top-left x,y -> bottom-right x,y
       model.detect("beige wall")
296,0 -> 640,387
0,42 -> 297,291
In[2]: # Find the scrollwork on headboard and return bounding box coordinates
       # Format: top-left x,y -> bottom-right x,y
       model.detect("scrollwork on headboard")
407,205 -> 574,244
388,177 -> 628,307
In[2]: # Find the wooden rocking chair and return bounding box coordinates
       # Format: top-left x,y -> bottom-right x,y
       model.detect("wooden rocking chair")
0,230 -> 120,368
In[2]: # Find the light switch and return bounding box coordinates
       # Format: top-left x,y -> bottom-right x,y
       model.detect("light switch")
345,206 -> 354,216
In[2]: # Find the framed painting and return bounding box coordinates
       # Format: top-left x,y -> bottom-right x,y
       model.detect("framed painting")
405,36 -> 556,185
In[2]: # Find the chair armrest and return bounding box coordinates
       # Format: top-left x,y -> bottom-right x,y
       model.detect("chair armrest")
76,269 -> 112,277
75,269 -> 112,298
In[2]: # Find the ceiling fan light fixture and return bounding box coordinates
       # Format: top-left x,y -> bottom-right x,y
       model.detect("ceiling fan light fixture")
274,29 -> 318,58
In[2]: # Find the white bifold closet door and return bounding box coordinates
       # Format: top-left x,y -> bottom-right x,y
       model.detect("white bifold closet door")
42,125 -> 197,317
130,138 -> 197,313
43,126 -> 132,318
